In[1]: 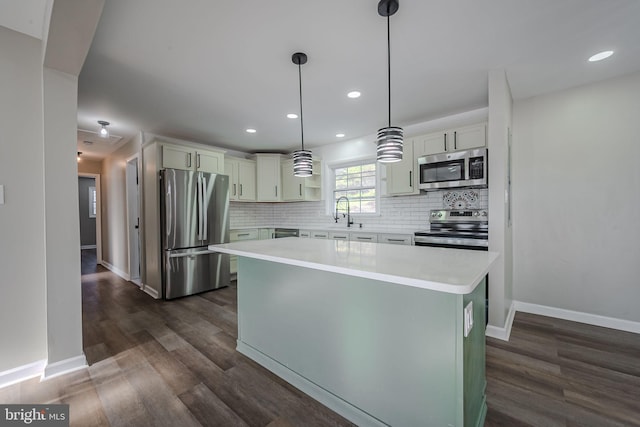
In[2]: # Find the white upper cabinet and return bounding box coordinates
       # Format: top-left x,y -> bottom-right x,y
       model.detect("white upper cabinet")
281,159 -> 322,202
414,123 -> 486,157
225,157 -> 256,202
384,141 -> 418,196
162,143 -> 224,174
254,154 -> 282,202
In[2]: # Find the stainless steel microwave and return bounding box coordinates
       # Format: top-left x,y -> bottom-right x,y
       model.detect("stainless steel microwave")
418,148 -> 487,190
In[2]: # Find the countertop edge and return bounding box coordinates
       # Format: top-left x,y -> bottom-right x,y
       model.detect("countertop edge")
210,244 -> 497,294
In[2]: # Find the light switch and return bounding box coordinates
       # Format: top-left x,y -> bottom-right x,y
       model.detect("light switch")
463,301 -> 474,338
0,185 -> 4,205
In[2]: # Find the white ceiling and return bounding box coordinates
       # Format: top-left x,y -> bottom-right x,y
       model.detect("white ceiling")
5,1 -> 640,158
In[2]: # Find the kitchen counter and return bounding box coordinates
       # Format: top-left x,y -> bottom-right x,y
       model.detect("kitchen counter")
230,224 -> 418,234
211,237 -> 497,294
210,238 -> 497,426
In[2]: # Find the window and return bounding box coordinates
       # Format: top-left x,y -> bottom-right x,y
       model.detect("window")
89,186 -> 97,218
333,162 -> 377,214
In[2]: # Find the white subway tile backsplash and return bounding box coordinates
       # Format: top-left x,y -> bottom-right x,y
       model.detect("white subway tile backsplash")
229,188 -> 488,231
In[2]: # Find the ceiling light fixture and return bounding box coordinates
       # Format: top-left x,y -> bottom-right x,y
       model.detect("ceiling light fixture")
246,128 -> 257,133
336,133 -> 345,138
291,52 -> 313,178
98,120 -> 110,138
375,0 -> 403,163
287,113 -> 298,119
347,91 -> 361,99
588,50 -> 614,62
77,152 -> 82,162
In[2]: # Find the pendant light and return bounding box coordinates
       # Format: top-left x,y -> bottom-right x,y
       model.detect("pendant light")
376,0 -> 403,163
291,52 -> 313,177
98,120 -> 110,138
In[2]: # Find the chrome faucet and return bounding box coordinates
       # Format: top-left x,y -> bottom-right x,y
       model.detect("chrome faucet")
334,196 -> 354,227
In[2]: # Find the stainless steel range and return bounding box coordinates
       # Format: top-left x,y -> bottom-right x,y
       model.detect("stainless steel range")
414,209 -> 488,250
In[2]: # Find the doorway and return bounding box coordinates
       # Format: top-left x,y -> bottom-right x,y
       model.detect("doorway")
126,155 -> 142,285
78,173 -> 102,264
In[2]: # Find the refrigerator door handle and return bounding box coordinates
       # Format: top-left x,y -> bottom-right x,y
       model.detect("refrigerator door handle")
201,174 -> 208,241
197,174 -> 203,240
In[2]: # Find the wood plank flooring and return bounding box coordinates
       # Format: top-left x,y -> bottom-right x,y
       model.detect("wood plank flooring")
1,249 -> 639,426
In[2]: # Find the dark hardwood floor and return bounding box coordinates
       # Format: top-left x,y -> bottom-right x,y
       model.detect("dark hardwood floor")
1,248 -> 639,426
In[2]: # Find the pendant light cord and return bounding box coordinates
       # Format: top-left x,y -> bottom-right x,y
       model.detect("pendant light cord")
387,15 -> 391,127
298,62 -> 305,151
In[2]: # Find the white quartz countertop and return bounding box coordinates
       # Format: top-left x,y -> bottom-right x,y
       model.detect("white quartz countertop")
210,237 -> 498,294
231,225 -> 418,234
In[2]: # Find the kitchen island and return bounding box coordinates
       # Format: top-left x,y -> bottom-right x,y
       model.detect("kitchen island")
210,237 -> 498,427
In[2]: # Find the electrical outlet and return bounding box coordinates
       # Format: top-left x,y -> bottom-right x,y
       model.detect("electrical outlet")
463,301 -> 474,337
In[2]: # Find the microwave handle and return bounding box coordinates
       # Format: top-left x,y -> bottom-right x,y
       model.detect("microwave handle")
443,133 -> 447,151
454,131 -> 457,150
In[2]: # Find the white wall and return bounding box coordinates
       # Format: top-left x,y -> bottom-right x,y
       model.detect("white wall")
0,26 -> 48,373
101,137 -> 141,276
487,70 -> 514,330
512,71 -> 640,323
42,66 -> 84,367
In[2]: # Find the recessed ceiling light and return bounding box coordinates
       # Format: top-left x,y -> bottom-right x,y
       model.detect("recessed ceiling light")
336,133 -> 345,138
588,50 -> 614,62
347,91 -> 361,99
246,128 -> 256,133
287,113 -> 298,119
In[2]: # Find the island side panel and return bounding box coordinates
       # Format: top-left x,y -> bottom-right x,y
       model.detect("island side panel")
237,257 -> 468,427
463,278 -> 487,427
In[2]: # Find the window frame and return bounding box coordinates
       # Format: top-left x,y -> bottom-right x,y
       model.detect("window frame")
327,158 -> 380,217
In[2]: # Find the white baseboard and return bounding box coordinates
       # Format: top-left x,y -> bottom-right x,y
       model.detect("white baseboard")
0,359 -> 46,389
237,341 -> 387,427
42,354 -> 87,381
485,302 -> 516,341
141,283 -> 160,299
514,301 -> 640,335
100,261 -> 130,281
80,244 -> 97,250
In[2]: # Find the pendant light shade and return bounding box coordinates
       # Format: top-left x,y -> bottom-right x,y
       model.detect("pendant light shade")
291,52 -> 313,177
376,0 -> 403,163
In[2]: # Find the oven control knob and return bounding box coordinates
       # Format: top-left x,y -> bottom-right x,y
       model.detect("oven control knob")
431,212 -> 437,217
474,211 -> 480,217
437,212 -> 443,218
480,211 -> 487,217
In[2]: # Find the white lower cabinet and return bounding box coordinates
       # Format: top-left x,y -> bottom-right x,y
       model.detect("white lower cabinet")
378,233 -> 412,245
310,230 -> 328,239
299,230 -> 311,238
329,231 -> 349,240
349,232 -> 379,243
229,229 -> 261,274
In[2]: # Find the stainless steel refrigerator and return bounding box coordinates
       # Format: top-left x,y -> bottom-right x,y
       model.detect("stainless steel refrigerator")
160,168 -> 230,299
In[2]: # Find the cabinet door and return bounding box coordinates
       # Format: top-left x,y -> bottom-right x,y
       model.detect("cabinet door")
414,132 -> 448,157
282,160 -> 304,201
378,233 -> 412,245
349,233 -> 378,243
385,141 -> 417,195
451,123 -> 486,151
162,145 -> 192,170
237,160 -> 256,201
225,159 -> 239,200
196,150 -> 223,174
256,155 -> 281,202
329,232 -> 349,240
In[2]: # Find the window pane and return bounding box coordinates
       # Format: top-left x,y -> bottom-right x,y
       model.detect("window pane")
333,162 -> 376,214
